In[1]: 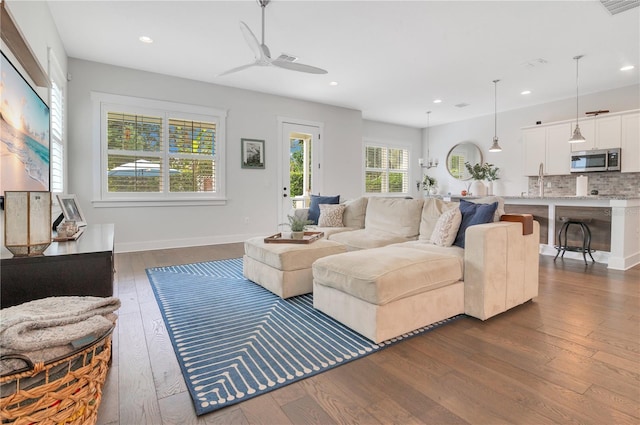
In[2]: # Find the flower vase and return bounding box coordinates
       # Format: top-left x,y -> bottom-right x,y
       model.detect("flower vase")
429,187 -> 438,196
486,181 -> 493,196
471,180 -> 487,197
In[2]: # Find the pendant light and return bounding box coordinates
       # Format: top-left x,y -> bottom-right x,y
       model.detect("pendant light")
419,111 -> 438,168
569,55 -> 586,143
489,79 -> 502,152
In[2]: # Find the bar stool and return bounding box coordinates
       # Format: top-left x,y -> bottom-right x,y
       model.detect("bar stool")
554,217 -> 595,265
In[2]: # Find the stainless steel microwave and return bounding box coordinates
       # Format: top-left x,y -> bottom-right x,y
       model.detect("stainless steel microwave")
570,148 -> 621,172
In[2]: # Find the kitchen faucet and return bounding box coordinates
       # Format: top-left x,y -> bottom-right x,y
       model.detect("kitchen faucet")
538,162 -> 544,197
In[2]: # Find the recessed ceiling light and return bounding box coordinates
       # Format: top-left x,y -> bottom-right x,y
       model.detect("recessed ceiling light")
139,36 -> 153,44
620,65 -> 635,71
433,99 -> 442,104
329,81 -> 338,86
521,90 -> 531,95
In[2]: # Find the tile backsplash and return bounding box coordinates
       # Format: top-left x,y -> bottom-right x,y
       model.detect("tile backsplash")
528,172 -> 640,197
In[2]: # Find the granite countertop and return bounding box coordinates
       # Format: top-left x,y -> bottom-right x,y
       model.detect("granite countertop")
442,194 -> 640,201
501,195 -> 640,200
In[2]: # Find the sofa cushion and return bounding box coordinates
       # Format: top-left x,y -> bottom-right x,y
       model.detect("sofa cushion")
430,207 -> 462,247
419,198 -> 459,241
453,199 -> 498,248
308,195 -> 340,224
342,197 -> 368,229
392,240 -> 465,273
328,228 -> 414,251
364,197 -> 424,238
318,204 -> 346,227
312,246 -> 463,305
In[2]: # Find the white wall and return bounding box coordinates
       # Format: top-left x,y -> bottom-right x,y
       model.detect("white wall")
422,84 -> 640,197
67,59 -> 364,251
0,1 -> 67,237
3,1 -> 67,93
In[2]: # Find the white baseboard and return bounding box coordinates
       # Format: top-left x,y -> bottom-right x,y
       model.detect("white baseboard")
607,252 -> 640,271
115,232 -> 264,253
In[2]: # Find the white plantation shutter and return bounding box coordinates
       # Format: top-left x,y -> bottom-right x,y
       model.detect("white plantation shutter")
364,143 -> 409,194
49,49 -> 65,194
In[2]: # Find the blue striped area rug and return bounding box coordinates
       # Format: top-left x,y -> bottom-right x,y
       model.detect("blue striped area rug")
146,258 -> 461,416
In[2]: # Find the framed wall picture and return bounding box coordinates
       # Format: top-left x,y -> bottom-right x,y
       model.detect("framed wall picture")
57,194 -> 87,226
241,138 -> 265,169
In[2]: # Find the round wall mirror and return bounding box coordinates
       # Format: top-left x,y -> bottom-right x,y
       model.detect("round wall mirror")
446,142 -> 483,180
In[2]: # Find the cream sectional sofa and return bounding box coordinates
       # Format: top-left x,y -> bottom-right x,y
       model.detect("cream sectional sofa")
292,196 -> 540,343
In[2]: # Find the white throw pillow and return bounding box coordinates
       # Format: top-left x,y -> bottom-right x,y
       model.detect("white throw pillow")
430,207 -> 462,247
419,198 -> 459,241
342,197 -> 368,229
318,204 -> 346,227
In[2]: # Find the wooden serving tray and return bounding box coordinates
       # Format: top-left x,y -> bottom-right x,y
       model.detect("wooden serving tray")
264,231 -> 324,244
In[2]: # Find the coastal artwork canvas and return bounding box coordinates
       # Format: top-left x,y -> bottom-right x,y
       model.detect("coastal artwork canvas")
0,51 -> 50,197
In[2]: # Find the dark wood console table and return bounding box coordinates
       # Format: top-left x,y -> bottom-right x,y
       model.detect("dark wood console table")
1,223 -> 115,308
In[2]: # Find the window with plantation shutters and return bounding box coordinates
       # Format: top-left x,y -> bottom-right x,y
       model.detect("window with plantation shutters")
50,80 -> 64,193
364,143 -> 409,194
94,93 -> 227,205
49,49 -> 65,194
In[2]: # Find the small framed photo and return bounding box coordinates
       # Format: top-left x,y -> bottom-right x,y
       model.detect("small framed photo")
57,194 -> 87,226
241,138 -> 265,169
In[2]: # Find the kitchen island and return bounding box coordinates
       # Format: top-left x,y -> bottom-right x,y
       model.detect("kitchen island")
502,196 -> 639,270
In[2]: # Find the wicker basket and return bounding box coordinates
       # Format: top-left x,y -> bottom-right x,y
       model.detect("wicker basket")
0,327 -> 113,425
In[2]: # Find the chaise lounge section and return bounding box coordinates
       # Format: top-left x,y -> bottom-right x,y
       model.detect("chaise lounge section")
307,196 -> 538,343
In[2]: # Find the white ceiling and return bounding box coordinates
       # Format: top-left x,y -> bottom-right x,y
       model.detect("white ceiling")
46,0 -> 639,128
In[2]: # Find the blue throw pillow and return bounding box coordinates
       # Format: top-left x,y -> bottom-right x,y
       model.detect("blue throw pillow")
453,199 -> 498,248
308,195 -> 340,225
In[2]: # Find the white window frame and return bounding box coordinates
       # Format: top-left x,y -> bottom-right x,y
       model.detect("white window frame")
91,92 -> 227,207
363,138 -> 411,196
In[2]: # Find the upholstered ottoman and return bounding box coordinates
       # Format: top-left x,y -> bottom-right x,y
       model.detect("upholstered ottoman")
243,237 -> 347,298
312,245 -> 464,343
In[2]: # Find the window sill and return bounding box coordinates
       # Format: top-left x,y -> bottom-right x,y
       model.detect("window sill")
92,198 -> 228,208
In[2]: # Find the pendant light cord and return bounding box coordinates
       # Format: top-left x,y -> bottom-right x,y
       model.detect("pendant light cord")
426,111 -> 431,159
494,80 -> 498,138
574,55 -> 582,125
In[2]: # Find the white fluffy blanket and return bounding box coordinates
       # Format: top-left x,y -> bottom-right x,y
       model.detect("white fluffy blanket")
0,296 -> 121,353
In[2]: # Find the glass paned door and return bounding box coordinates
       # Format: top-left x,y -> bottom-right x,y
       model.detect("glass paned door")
279,121 -> 321,225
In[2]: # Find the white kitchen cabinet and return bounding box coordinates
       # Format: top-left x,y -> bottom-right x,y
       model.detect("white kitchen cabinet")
621,112 -> 640,173
545,122 -> 572,175
522,127 -> 545,176
522,123 -> 571,176
570,115 -> 622,152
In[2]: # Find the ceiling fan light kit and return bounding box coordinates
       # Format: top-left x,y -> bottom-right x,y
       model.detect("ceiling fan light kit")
219,0 -> 327,76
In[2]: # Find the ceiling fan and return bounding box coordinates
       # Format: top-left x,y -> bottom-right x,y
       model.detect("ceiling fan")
218,0 -> 328,76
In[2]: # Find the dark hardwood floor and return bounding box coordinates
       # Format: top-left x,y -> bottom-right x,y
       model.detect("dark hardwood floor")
97,244 -> 639,425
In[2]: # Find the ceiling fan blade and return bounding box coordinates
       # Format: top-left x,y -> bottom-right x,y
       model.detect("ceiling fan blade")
271,58 -> 328,74
239,21 -> 266,61
217,62 -> 257,77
